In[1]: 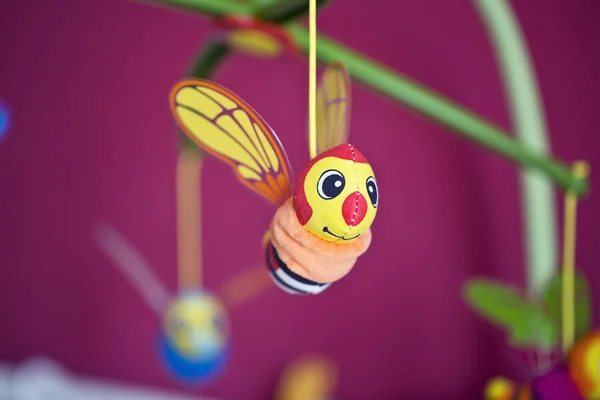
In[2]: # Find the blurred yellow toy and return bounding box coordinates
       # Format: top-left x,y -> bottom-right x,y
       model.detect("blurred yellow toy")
215,15 -> 299,58
568,330 -> 600,398
163,291 -> 228,359
275,354 -> 338,400
484,376 -> 531,400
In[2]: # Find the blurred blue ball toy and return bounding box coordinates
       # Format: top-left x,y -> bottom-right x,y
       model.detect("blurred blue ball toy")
158,332 -> 229,384
158,290 -> 230,383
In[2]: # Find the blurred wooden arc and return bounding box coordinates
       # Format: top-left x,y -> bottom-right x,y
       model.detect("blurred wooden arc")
177,150 -> 203,289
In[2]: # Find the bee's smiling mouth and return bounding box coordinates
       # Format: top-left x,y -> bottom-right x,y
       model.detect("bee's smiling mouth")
323,227 -> 360,241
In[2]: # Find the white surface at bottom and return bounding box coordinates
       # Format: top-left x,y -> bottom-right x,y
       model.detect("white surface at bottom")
0,357 -> 216,400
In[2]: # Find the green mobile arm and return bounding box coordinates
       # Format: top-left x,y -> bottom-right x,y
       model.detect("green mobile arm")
284,24 -> 587,195
141,0 -> 330,21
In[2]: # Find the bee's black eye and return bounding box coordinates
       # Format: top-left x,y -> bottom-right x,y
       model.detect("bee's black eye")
366,176 -> 378,208
317,170 -> 345,200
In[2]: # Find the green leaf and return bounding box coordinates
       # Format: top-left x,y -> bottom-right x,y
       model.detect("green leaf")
543,269 -> 592,341
463,278 -> 558,349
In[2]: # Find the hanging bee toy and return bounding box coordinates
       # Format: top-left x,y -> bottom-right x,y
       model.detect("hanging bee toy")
169,61 -> 378,295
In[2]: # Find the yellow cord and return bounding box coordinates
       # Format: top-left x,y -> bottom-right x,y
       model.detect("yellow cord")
308,0 -> 317,159
561,161 -> 589,354
177,150 -> 203,290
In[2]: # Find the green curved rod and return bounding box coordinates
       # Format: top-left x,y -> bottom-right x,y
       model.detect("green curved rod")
140,0 -> 255,16
474,0 -> 558,297
148,0 -> 589,195
141,0 -> 330,21
284,24 -> 587,195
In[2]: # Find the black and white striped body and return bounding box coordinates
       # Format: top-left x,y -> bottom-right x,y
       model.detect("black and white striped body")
265,241 -> 331,295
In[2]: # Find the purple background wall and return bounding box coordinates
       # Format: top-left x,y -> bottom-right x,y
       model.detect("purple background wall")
1,0 -> 599,398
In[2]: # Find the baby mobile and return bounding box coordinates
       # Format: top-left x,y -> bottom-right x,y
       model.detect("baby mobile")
169,0 -> 378,295
143,1 -> 588,256
93,150 -> 272,383
129,0 -> 591,396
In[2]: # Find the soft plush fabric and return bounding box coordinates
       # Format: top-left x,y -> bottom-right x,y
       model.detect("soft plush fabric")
268,198 -> 372,284
265,242 -> 331,295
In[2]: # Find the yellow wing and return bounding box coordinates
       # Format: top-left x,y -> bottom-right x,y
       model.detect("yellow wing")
315,61 -> 352,154
170,79 -> 293,207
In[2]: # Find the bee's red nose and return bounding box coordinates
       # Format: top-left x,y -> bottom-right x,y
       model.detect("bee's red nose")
342,191 -> 367,226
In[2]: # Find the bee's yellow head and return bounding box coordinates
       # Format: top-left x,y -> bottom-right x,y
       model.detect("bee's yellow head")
162,291 -> 228,360
293,144 -> 378,243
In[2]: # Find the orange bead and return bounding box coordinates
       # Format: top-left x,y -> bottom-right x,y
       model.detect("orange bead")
484,377 -> 516,400
568,330 -> 600,398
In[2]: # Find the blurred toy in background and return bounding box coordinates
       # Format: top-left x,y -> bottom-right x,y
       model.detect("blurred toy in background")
485,366 -> 584,399
464,158 -> 591,400
568,330 -> 600,398
214,15 -> 298,58
162,292 -> 227,358
466,271 -> 600,399
159,289 -> 230,383
0,99 -> 11,142
485,376 -> 532,400
170,61 -> 379,296
94,222 -> 230,384
275,354 -> 338,400
93,151 -> 273,384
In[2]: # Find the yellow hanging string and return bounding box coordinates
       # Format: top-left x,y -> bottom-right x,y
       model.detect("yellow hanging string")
177,150 -> 203,290
308,0 -> 317,159
561,161 -> 590,354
